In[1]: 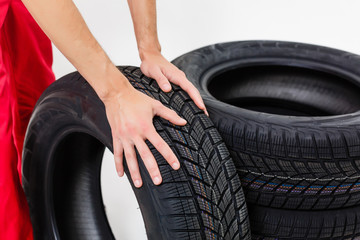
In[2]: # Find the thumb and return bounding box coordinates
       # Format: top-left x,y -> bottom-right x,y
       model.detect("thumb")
151,67 -> 172,92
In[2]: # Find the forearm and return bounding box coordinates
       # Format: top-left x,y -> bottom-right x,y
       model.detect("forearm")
127,0 -> 161,60
22,0 -> 131,99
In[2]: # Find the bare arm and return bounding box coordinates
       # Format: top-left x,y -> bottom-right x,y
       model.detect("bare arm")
22,0 -> 206,188
22,0 -> 128,98
22,0 -> 186,188
127,0 -> 208,113
127,0 -> 161,58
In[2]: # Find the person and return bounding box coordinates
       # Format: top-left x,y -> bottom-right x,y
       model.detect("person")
0,0 -> 208,239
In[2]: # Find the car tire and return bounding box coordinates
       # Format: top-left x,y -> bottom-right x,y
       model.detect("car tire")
22,66 -> 251,240
172,40 -> 360,210
172,40 -> 360,239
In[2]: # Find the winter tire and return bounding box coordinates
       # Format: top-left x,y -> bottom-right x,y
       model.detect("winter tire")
249,204 -> 360,240
22,66 -> 251,240
172,40 -> 360,239
172,40 -> 360,210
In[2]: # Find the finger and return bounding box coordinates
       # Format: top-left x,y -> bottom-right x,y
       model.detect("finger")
182,82 -> 208,115
113,135 -> 124,177
147,129 -> 180,171
123,143 -> 142,188
154,102 -> 187,126
167,72 -> 208,116
151,67 -> 172,92
187,88 -> 208,116
135,139 -> 162,185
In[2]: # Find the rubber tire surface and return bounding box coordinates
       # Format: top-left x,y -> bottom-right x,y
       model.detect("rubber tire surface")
172,40 -> 360,239
22,66 -> 251,240
206,65 -> 360,116
249,204 -> 360,240
172,40 -> 360,210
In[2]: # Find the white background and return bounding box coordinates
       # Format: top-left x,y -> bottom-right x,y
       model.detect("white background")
51,1 -> 360,239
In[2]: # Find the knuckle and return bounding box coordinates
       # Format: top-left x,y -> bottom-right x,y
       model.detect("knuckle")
139,149 -> 151,160
114,151 -> 122,158
113,145 -> 123,156
116,127 -> 125,136
162,145 -> 175,158
125,151 -> 136,161
163,151 -> 174,161
124,122 -> 133,130
130,169 -> 140,179
138,121 -> 147,131
112,131 -> 121,141
158,74 -> 167,82
148,168 -> 159,177
124,123 -> 136,134
140,120 -> 150,128
155,139 -> 166,150
146,164 -> 159,176
179,71 -> 186,78
143,125 -> 152,135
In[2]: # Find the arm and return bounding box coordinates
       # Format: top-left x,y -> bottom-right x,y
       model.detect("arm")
22,0 -> 205,188
127,0 -> 208,113
22,0 -> 127,99
22,0 -> 186,188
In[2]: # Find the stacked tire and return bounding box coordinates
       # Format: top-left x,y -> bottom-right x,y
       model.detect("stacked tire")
173,40 -> 360,239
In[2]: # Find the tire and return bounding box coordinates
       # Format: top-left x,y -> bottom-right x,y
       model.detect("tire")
22,66 -> 250,240
172,40 -> 360,210
249,204 -> 360,240
172,40 -> 360,239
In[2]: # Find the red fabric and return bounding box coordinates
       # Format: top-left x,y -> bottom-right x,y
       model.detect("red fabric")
0,0 -> 55,239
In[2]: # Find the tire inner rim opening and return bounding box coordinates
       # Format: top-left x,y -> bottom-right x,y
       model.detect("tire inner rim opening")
207,65 -> 360,116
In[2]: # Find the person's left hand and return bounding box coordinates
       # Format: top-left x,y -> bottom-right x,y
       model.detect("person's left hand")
140,50 -> 208,116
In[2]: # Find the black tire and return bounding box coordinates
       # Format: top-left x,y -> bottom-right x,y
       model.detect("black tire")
172,40 -> 360,210
22,66 -> 250,240
249,204 -> 360,240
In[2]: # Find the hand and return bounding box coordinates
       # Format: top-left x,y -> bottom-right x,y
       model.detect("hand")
140,50 -> 209,116
102,80 -> 187,188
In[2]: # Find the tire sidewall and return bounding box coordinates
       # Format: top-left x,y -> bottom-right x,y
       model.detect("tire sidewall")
172,40 -> 360,128
22,82 -> 167,239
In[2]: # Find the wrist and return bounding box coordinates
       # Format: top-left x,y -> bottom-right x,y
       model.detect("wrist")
89,64 -> 133,101
139,43 -> 161,61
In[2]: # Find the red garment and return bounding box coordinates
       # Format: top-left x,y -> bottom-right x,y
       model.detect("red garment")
0,0 -> 55,239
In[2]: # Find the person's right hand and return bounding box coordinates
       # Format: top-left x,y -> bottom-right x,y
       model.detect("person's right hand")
102,79 -> 187,188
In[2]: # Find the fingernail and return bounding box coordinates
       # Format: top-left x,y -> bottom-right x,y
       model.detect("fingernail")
162,83 -> 171,91
181,118 -> 187,124
153,176 -> 161,185
172,162 -> 180,170
117,171 -> 123,177
134,180 -> 142,188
